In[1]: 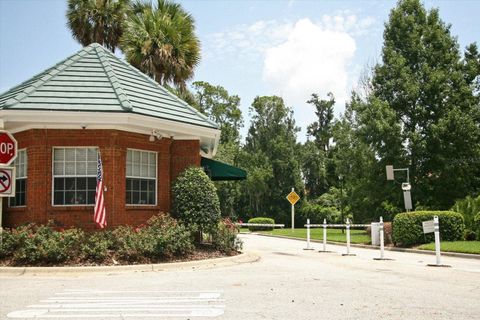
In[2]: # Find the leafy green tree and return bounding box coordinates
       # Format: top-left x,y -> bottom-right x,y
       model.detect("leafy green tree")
241,96 -> 303,224
172,167 -> 221,236
361,0 -> 480,209
192,81 -> 243,145
66,0 -> 130,52
120,0 -> 200,90
307,93 -> 335,152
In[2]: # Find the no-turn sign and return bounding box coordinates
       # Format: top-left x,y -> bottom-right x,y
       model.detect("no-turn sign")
0,167 -> 15,197
0,131 -> 17,166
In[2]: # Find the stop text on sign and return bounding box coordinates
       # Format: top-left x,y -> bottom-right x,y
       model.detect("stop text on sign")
0,142 -> 15,156
0,130 -> 18,166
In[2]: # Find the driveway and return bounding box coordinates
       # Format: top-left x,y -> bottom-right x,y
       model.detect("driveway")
1,234 -> 479,319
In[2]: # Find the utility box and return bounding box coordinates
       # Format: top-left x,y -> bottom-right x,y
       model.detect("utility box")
371,222 -> 380,246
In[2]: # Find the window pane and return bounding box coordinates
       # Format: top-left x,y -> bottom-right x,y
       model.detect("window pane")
141,152 -> 148,165
54,178 -> 64,191
65,162 -> 75,175
54,149 -> 64,161
127,150 -> 132,162
74,191 -> 86,204
140,164 -> 148,177
87,161 -> 97,175
132,163 -> 140,177
126,162 -> 132,176
149,153 -> 155,165
88,177 -> 96,190
76,161 -> 87,176
65,178 -> 75,191
76,177 -> 86,190
133,150 -> 140,163
65,149 -> 75,161
54,162 -> 64,175
126,179 -> 132,191
87,148 -> 97,161
132,191 -> 140,204
87,190 -> 95,204
54,192 -> 64,205
76,148 -> 86,161
148,165 -> 156,178
65,191 -> 75,205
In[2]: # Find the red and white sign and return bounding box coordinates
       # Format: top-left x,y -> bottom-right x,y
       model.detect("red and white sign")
0,130 -> 17,166
0,167 -> 15,197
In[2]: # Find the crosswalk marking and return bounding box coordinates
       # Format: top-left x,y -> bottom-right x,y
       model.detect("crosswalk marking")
7,290 -> 225,319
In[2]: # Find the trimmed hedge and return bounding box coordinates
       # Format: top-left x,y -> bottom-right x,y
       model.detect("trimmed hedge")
392,211 -> 464,246
248,217 -> 275,231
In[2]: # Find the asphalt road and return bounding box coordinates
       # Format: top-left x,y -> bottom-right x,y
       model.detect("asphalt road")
1,234 -> 479,320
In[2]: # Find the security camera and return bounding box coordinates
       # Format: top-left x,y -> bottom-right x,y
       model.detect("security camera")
401,183 -> 411,191
81,124 -> 87,129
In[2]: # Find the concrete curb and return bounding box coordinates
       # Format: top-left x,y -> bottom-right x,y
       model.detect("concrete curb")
245,233 -> 480,260
0,251 -> 260,277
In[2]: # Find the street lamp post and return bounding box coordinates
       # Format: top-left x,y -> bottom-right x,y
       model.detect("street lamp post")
386,165 -> 412,212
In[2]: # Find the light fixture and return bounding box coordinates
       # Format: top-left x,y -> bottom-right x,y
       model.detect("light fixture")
149,130 -> 163,142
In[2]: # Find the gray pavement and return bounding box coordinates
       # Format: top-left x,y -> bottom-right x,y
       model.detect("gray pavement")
1,234 -> 479,320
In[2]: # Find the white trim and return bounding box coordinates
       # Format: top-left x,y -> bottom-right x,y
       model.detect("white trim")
0,110 -> 220,158
9,148 -> 27,207
126,148 -> 157,206
51,147 -> 99,207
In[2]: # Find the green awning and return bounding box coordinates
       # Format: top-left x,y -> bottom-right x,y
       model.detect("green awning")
201,157 -> 247,181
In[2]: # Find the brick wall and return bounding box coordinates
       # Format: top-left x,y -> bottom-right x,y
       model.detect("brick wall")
3,129 -> 200,230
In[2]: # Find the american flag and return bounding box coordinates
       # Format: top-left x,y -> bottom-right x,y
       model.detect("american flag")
94,153 -> 106,228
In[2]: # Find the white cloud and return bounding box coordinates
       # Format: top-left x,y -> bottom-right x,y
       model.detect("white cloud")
202,13 -> 374,139
262,18 -> 356,127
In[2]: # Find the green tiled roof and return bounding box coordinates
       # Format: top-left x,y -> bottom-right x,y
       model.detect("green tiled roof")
0,43 -> 218,129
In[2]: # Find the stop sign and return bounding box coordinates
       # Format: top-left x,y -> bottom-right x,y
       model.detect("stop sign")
0,131 -> 17,166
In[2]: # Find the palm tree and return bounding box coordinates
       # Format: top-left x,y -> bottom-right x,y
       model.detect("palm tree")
66,0 -> 130,52
120,0 -> 201,90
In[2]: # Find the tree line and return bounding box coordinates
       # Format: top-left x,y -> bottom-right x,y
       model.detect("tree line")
67,0 -> 480,224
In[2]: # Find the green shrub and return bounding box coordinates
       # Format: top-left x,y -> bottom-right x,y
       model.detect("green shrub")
141,215 -> 194,258
248,217 -> 275,231
392,211 -> 464,246
299,202 -> 341,224
211,218 -> 243,254
81,231 -> 113,262
451,195 -> 480,237
10,223 -> 85,265
172,167 -> 221,235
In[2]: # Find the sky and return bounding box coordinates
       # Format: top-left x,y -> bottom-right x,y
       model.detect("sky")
1,0 -> 479,141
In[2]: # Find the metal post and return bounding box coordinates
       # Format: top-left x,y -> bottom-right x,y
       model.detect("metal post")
342,218 -> 355,256
0,198 -> 2,247
346,218 -> 350,255
427,215 -> 450,267
291,188 -> 294,231
434,215 -> 441,266
304,219 -> 314,250
323,218 -> 327,252
379,216 -> 384,259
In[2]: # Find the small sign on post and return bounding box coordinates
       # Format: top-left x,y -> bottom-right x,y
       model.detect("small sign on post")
422,220 -> 435,234
0,167 -> 15,197
286,189 -> 300,231
425,216 -> 451,268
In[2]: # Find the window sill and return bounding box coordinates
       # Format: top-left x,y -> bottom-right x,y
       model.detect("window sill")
125,205 -> 159,210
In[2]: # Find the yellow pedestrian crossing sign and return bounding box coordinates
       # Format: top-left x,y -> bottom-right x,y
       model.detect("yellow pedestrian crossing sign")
286,190 -> 300,205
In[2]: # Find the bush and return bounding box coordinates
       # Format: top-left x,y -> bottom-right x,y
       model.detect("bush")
392,211 -> 464,246
248,217 -> 275,231
298,202 -> 341,224
464,229 -> 477,241
211,218 -> 243,254
81,231 -> 113,262
172,167 -> 221,235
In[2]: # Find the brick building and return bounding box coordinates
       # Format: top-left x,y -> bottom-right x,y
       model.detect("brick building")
0,43 -> 222,229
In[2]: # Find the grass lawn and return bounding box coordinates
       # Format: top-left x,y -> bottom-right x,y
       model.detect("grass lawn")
416,241 -> 480,254
240,227 -> 370,244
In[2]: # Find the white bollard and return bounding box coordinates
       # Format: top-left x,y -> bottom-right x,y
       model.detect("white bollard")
427,215 -> 450,267
342,218 -> 355,256
303,219 -> 314,250
434,215 -> 441,265
323,218 -> 327,252
373,216 -> 393,261
380,217 -> 385,259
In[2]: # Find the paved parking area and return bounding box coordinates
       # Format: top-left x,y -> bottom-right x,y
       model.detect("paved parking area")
1,234 -> 479,319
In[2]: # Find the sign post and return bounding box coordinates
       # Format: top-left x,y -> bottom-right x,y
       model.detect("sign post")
342,218 -> 356,256
286,188 -> 300,231
0,130 -> 18,246
303,219 -> 314,250
424,216 -> 450,267
373,216 -> 393,261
